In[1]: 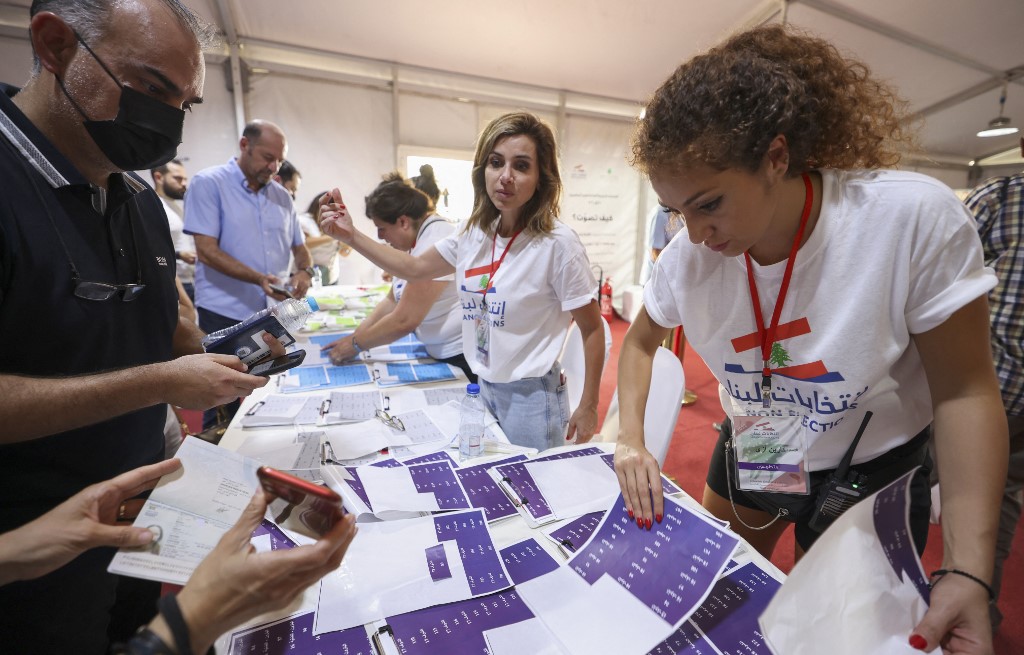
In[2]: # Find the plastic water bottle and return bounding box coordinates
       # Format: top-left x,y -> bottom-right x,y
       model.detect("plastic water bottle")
201,297 -> 320,364
458,383 -> 485,461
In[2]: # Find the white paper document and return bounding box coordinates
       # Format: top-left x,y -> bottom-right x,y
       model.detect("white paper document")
318,390 -> 383,425
356,459 -> 471,514
759,469 -> 937,655
321,408 -> 449,460
526,454 -> 620,519
235,430 -> 322,479
314,509 -> 512,634
239,394 -> 322,427
108,439 -> 260,585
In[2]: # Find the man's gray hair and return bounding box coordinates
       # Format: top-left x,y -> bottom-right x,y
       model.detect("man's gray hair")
29,0 -> 220,74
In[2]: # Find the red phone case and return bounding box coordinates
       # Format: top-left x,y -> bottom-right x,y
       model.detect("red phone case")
257,466 -> 344,536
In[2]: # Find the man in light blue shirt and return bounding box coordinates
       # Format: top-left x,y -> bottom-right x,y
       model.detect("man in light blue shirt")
185,120 -> 312,427
185,119 -> 312,330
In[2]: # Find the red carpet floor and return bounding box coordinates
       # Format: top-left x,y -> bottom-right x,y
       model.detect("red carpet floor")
599,315 -> 1023,655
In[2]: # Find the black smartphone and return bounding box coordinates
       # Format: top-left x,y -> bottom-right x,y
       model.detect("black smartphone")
248,350 -> 307,376
268,283 -> 294,299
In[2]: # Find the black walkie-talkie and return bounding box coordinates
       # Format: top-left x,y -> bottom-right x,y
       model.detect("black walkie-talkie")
808,411 -> 873,534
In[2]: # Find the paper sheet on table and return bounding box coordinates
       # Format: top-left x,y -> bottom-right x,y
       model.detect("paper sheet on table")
108,439 -> 260,585
385,386 -> 467,412
234,430 -> 324,483
314,509 -> 511,634
319,390 -> 383,424
526,454 -> 619,519
485,619 -> 568,655
239,394 -> 322,427
517,493 -> 739,655
357,459 -> 470,513
359,342 -> 431,362
281,363 -> 373,392
759,469 -> 937,655
374,362 -> 458,387
323,408 -> 448,460
322,422 -> 390,460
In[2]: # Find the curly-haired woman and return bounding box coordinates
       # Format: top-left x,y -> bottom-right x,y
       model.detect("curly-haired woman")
614,25 -> 1005,653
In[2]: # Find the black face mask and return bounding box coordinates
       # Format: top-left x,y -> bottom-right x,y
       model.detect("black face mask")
58,32 -> 185,171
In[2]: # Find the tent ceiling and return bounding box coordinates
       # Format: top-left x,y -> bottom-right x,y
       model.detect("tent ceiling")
0,0 -> 1021,165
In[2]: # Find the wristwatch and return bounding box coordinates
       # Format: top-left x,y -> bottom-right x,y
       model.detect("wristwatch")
299,266 -> 315,278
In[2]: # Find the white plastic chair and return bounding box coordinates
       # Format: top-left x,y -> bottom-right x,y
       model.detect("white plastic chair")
559,317 -> 612,419
598,346 -> 684,466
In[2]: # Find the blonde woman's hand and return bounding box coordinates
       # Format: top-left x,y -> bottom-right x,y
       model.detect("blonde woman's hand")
318,189 -> 355,244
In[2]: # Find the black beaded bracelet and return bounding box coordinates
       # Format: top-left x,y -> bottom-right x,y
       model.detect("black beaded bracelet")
929,568 -> 995,603
158,593 -> 194,655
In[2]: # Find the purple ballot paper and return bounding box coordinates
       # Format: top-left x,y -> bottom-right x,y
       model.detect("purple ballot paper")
227,611 -> 373,655
409,460 -> 471,511
570,494 -> 739,626
687,562 -> 781,655
646,620 -> 717,655
494,446 -> 604,520
434,510 -> 510,596
547,511 -> 605,555
456,455 -> 529,522
251,519 -> 297,550
402,450 -> 458,467
873,470 -> 931,601
425,543 -> 452,581
386,539 -> 554,655
387,589 -> 535,655
500,538 -> 561,585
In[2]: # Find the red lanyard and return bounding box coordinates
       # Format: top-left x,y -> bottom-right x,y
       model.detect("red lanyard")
482,228 -> 521,296
744,172 -> 813,407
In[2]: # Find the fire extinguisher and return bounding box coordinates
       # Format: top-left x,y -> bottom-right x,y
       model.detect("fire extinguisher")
600,276 -> 613,320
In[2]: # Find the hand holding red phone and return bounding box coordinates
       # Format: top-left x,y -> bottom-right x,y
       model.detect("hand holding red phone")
257,466 -> 346,539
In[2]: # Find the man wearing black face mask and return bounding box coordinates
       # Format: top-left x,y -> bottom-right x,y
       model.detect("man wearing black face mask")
0,2 -> 277,652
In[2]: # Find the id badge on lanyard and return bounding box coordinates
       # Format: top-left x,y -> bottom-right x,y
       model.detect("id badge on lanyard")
475,228 -> 520,370
475,296 -> 491,368
731,412 -> 810,494
733,172 -> 815,495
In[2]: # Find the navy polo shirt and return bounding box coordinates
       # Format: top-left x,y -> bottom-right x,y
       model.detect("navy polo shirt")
0,83 -> 177,531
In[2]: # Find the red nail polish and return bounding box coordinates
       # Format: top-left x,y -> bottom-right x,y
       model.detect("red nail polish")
909,634 -> 927,651
628,509 -> 634,519
645,518 -> 652,530
636,517 -> 643,528
656,514 -> 663,523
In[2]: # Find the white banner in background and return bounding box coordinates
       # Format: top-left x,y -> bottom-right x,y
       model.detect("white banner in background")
561,115 -> 640,304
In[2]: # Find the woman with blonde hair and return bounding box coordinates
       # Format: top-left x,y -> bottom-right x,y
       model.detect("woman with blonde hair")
320,112 -> 604,451
614,24 -> 1005,653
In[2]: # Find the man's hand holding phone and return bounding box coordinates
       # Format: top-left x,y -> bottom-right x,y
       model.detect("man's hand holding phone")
257,467 -> 346,540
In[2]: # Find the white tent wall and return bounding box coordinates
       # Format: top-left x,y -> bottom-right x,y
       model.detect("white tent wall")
561,114 -> 642,303
176,63 -> 239,182
1,0 -> 1021,287
246,73 -> 394,284
0,35 -> 31,88
398,94 -> 476,151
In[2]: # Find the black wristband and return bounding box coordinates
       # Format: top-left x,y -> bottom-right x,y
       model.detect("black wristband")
929,568 -> 996,603
117,628 -> 176,654
158,593 -> 194,655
